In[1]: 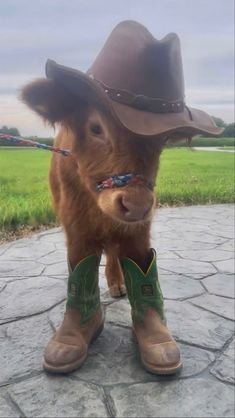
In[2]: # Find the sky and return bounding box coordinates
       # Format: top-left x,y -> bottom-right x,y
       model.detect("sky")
0,0 -> 234,136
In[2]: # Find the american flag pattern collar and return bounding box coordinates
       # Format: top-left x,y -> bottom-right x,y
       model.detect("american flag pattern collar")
96,173 -> 153,192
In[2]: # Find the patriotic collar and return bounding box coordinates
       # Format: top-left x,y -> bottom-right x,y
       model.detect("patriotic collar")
96,173 -> 153,192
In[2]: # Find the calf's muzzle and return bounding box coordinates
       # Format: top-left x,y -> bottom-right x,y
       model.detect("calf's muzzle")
118,194 -> 153,221
96,171 -> 155,222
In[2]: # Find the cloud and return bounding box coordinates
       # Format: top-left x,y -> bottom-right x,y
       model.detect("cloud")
186,88 -> 234,106
0,95 -> 54,137
0,0 -> 234,135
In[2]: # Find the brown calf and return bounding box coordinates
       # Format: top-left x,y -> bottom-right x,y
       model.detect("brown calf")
22,78 -> 164,295
22,77 -> 185,375
20,21 -> 220,375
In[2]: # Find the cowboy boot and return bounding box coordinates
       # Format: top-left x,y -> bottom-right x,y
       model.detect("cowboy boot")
121,249 -> 182,375
43,254 -> 104,373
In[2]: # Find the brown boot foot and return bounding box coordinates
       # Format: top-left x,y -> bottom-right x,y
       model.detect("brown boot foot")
139,339 -> 182,375
43,307 -> 104,374
133,309 -> 182,375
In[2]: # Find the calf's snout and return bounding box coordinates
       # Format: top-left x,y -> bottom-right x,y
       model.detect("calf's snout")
98,187 -> 155,223
118,194 -> 154,222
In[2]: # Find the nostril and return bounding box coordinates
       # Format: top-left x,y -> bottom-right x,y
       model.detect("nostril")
117,195 -> 153,221
119,196 -> 131,214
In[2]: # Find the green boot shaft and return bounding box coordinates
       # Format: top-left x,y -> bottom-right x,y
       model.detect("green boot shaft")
121,249 -> 165,323
67,254 -> 101,324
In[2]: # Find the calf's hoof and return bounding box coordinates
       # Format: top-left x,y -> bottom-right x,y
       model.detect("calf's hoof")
109,284 -> 127,298
43,307 -> 104,374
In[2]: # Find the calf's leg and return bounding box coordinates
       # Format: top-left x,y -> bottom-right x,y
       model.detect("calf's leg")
119,229 -> 182,375
105,246 -> 126,297
43,232 -> 104,374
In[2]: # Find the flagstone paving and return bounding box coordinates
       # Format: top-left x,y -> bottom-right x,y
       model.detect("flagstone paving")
0,204 -> 234,417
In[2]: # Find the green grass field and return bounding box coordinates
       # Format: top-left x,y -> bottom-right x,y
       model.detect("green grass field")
157,148 -> 234,206
169,136 -> 234,147
0,148 -> 234,233
0,149 -> 53,232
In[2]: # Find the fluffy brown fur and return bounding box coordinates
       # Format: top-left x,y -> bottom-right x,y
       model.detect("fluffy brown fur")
21,78 -> 166,296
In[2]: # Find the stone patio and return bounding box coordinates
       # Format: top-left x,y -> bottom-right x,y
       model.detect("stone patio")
0,204 -> 234,417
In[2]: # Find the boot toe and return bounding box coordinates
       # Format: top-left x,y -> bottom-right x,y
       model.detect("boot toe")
44,339 -> 86,369
142,341 -> 182,374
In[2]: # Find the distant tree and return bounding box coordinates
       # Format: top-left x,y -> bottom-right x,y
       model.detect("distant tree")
223,123 -> 235,138
0,125 -> 20,136
0,126 -> 21,146
211,116 -> 227,128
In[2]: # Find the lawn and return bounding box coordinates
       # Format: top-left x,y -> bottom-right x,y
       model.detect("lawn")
0,148 -> 234,233
172,136 -> 234,147
0,149 -> 53,233
157,148 -> 234,206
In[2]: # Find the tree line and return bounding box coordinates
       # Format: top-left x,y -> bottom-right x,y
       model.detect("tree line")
211,117 -> 235,137
0,117 -> 234,145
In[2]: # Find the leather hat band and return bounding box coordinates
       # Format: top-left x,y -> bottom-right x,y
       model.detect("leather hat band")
88,73 -> 184,114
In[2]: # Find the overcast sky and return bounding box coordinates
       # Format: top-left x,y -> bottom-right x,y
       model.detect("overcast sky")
0,0 -> 234,136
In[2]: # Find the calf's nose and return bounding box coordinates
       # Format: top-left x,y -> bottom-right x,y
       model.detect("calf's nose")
120,196 -> 153,221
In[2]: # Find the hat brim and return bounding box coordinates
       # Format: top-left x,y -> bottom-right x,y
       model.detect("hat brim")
109,101 -> 223,137
46,59 -> 223,138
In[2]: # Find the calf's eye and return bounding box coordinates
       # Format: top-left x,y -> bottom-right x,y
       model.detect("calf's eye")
90,123 -> 102,135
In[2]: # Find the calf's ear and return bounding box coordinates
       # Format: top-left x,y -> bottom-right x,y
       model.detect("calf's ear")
20,78 -> 80,124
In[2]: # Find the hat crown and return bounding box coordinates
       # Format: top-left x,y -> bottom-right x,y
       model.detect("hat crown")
45,20 -> 222,137
89,21 -> 185,102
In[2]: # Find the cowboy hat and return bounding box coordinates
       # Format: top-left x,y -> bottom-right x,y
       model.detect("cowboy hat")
46,20 -> 223,137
